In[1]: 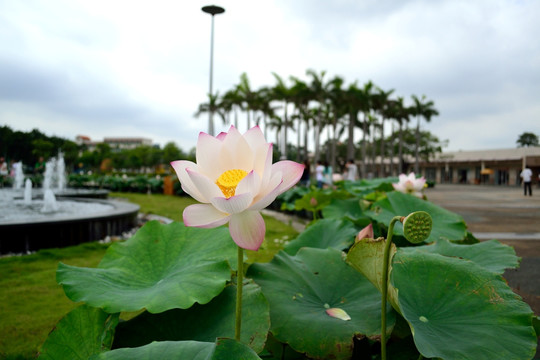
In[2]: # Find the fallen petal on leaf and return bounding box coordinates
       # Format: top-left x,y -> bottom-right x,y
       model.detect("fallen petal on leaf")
326,307 -> 351,321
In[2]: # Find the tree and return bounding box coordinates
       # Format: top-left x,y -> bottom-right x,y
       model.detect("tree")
516,132 -> 539,147
410,95 -> 439,173
270,73 -> 292,158
235,73 -> 257,131
327,75 -> 346,171
194,92 -> 226,129
306,69 -> 330,164
289,76 -> 312,160
162,142 -> 184,164
397,128 -> 447,164
391,97 -> 411,174
373,87 -> 395,177
359,81 -> 375,178
222,88 -> 243,129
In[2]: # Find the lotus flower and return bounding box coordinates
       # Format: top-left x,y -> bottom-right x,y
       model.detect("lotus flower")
171,126 -> 304,251
392,172 -> 426,198
355,223 -> 374,242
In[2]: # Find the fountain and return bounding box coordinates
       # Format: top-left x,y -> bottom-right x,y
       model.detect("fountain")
41,189 -> 59,213
13,161 -> 24,189
45,152 -> 108,199
0,153 -> 139,255
23,179 -> 32,205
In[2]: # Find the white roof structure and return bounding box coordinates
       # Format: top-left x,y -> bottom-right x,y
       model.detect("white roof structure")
430,147 -> 540,163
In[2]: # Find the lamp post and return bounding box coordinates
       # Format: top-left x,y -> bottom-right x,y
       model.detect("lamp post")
202,5 -> 225,136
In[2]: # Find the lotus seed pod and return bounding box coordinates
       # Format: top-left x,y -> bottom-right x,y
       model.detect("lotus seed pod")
402,211 -> 432,243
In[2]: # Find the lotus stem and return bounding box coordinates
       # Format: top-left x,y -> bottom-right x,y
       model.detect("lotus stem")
381,216 -> 403,360
235,246 -> 244,341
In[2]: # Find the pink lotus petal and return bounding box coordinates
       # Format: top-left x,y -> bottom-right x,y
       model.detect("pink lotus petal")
229,211 -> 266,250
398,173 -> 409,183
183,204 -> 230,228
258,143 -> 273,191
211,192 -> 254,214
216,132 -> 227,141
249,174 -> 283,211
243,126 -> 266,148
222,126 -> 254,172
186,168 -> 222,202
271,160 -> 305,194
236,170 -> 262,198
244,126 -> 268,158
356,223 -> 374,242
196,132 -> 223,180
326,308 -> 351,321
170,160 -> 207,203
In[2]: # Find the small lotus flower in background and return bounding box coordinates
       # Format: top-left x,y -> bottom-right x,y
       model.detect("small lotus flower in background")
392,172 -> 426,198
355,223 -> 374,242
309,197 -> 318,207
171,126 -> 304,251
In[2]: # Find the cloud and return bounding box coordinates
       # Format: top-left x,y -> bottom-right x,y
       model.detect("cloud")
0,0 -> 539,154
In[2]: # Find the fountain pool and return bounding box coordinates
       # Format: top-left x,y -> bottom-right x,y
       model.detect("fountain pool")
0,193 -> 139,254
0,153 -> 139,254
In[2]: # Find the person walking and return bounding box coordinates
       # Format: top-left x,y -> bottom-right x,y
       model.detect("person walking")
315,161 -> 325,188
300,160 -> 311,186
0,157 -> 8,187
520,165 -> 533,196
323,161 -> 333,187
344,159 -> 358,181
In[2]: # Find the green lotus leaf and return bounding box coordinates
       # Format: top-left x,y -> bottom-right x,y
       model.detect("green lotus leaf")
342,178 -> 395,196
392,250 -> 537,360
403,238 -> 519,274
38,305 -> 118,360
57,221 -> 238,313
321,198 -> 363,219
248,248 -> 395,360
90,338 -> 261,360
366,191 -> 467,242
113,280 -> 269,353
283,218 -> 359,255
346,238 -> 400,314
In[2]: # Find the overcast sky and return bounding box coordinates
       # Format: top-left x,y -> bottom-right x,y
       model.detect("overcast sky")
1,0 -> 539,153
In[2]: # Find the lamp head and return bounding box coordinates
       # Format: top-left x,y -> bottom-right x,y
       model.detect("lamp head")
202,5 -> 225,15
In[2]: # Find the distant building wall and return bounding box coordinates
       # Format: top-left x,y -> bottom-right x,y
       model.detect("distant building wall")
418,147 -> 540,186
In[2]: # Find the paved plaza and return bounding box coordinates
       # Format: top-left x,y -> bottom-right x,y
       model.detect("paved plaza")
425,184 -> 540,315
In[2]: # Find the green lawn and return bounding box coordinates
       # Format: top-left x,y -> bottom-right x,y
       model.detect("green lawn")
0,193 -> 298,359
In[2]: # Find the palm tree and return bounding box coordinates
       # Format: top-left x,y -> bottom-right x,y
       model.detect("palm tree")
254,86 -> 277,139
266,112 -> 284,150
358,81 -> 375,178
289,76 -> 312,161
410,95 -> 439,173
327,75 -> 346,171
344,82 -> 361,163
374,87 -> 395,177
235,73 -> 257,131
270,73 -> 293,159
388,97 -> 411,174
306,69 -> 329,164
222,88 -> 243,129
194,92 -> 227,129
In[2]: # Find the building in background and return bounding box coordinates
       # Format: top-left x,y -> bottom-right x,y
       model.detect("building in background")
419,147 -> 540,186
75,135 -> 152,152
103,137 -> 152,151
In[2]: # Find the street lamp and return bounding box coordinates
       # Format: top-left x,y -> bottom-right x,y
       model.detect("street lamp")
202,5 -> 225,136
